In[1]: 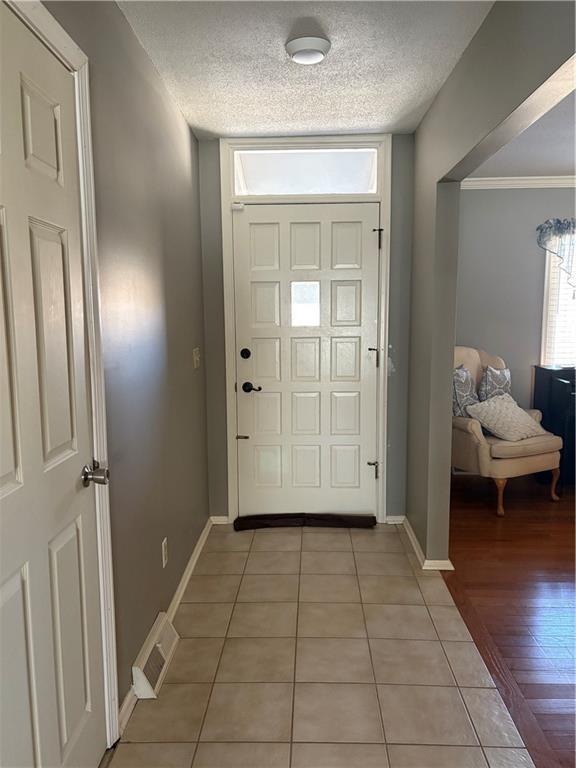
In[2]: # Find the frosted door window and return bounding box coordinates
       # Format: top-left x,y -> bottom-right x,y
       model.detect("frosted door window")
291,282 -> 320,326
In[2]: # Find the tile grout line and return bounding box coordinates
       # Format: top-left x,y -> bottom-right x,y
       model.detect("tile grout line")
358,557 -> 395,764
244,526 -> 298,761
120,737 -> 539,749
354,544 -> 392,761
189,527 -> 253,762
289,541 -> 302,765
163,679 -> 515,688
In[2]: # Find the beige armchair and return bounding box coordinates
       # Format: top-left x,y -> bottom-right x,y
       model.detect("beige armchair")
452,347 -> 562,516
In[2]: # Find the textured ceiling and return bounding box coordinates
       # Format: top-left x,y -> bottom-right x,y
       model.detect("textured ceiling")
471,91 -> 576,177
119,1 -> 492,138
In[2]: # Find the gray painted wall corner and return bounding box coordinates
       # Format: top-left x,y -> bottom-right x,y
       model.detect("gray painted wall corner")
387,135 -> 414,518
198,141 -> 229,519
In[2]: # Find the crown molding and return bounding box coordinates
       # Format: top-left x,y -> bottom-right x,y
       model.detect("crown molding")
461,175 -> 576,190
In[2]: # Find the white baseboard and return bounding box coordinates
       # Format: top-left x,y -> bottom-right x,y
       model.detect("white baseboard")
422,559 -> 455,570
402,517 -> 454,571
118,516 -> 213,735
384,515 -> 406,524
167,518 -> 212,621
210,515 -> 231,525
118,688 -> 137,735
402,517 -> 426,566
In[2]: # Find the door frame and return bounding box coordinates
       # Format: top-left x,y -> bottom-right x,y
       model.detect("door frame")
6,1 -> 119,747
219,135 -> 393,523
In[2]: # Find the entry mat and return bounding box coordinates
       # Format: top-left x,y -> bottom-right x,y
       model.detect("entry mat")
233,513 -> 377,531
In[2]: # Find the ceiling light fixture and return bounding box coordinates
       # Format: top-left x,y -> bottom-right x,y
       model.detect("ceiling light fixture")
286,35 -> 331,65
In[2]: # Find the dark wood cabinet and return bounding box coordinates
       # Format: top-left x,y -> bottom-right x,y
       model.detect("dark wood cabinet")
533,365 -> 575,485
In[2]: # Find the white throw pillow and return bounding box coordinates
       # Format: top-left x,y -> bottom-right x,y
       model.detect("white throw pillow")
466,393 -> 547,441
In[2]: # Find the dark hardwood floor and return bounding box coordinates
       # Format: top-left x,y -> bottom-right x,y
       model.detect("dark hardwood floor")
445,475 -> 575,768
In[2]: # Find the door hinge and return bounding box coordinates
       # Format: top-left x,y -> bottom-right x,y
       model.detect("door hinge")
231,202 -> 245,211
367,460 -> 379,479
368,347 -> 380,367
372,227 -> 384,250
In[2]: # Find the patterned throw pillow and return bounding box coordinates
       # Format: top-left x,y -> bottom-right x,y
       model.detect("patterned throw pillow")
452,365 -> 479,417
478,366 -> 512,401
466,393 -> 546,441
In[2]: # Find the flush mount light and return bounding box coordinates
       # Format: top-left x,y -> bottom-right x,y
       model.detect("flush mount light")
286,35 -> 331,65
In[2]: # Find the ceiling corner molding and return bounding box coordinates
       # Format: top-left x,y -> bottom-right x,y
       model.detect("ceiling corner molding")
461,176 -> 576,190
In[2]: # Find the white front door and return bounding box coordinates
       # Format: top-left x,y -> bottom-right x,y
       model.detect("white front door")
234,202 -> 381,517
1,6 -> 106,767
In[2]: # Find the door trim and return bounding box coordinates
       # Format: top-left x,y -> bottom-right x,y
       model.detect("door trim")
7,1 -> 119,747
219,135 -> 392,523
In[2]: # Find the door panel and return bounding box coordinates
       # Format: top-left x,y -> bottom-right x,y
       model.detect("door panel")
0,565 -> 39,768
234,203 -> 380,516
49,519 -> 91,756
0,6 -> 106,767
0,208 -> 21,496
29,219 -> 76,465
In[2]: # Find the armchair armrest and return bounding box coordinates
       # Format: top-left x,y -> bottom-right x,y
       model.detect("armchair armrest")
525,408 -> 542,423
452,416 -> 487,444
452,416 -> 491,475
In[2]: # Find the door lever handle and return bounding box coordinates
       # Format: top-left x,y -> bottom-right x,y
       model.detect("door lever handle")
368,347 -> 381,367
242,382 -> 262,393
367,460 -> 380,479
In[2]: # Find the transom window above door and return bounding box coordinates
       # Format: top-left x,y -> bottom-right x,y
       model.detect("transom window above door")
234,148 -> 378,197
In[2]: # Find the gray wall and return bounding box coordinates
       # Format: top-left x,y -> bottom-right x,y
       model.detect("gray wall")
47,2 -> 209,700
198,136 -> 414,520
407,1 -> 575,559
198,142 -> 228,518
387,135 -> 414,516
457,188 -> 575,408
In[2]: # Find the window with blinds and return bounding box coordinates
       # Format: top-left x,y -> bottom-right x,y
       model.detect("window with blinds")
541,252 -> 576,366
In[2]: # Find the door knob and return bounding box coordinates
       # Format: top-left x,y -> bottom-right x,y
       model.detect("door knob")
242,381 -> 262,393
81,459 -> 110,487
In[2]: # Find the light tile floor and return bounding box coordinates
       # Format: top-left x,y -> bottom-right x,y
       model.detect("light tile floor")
111,524 -> 536,768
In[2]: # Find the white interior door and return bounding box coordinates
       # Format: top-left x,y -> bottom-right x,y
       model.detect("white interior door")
234,202 -> 381,516
1,6 -> 106,767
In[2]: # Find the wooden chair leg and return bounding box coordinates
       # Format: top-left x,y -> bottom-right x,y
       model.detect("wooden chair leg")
494,478 -> 507,517
551,468 -> 560,501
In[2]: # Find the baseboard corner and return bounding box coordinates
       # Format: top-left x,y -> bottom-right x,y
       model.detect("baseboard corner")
402,517 -> 454,572
402,517 -> 425,567
210,515 -> 231,525
422,559 -> 455,571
